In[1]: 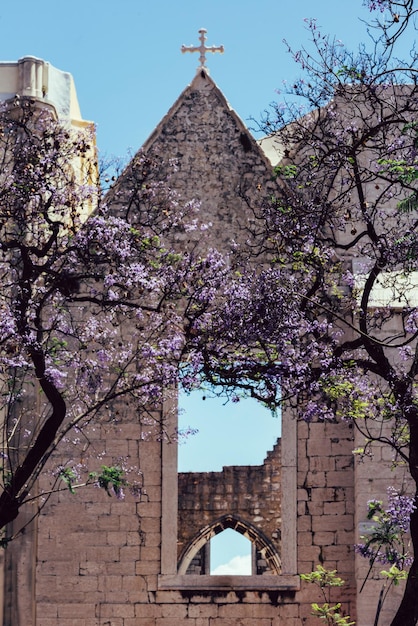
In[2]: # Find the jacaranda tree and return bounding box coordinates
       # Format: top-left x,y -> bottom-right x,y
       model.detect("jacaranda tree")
0,96 -> 230,543
3,6 -> 418,625
179,2 -> 418,624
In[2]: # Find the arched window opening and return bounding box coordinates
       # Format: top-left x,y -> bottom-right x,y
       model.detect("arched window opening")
177,515 -> 281,576
177,385 -> 282,578
159,381 -> 298,589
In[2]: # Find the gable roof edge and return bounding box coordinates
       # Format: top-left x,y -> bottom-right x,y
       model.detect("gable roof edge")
141,69 -> 273,171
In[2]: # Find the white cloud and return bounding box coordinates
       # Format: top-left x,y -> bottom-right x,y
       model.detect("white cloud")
211,554 -> 252,576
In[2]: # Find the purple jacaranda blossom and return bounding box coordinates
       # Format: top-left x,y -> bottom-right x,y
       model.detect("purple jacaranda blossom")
356,488 -> 415,569
365,0 -> 390,11
44,367 -> 68,390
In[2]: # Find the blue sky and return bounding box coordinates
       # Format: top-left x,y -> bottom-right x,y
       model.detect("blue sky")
178,390 -> 280,472
0,0 -> 376,160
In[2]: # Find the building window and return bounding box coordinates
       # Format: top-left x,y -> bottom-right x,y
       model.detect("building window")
159,388 -> 299,591
177,514 -> 281,576
177,386 -> 281,576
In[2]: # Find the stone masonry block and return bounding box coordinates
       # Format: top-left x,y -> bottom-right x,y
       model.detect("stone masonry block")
119,514 -> 143,532
313,531 -> 336,546
98,575 -> 123,592
310,456 -> 336,472
135,560 -> 161,575
323,501 -> 347,515
336,529 -> 355,546
85,546 -> 120,562
322,544 -> 353,560
103,439 -> 130,457
307,438 -> 329,457
106,531 -> 129,547
96,514 -> 123,532
161,603 -> 189,618
142,471 -> 162,487
58,604 -> 97,618
134,603 -> 163,618
298,421 -> 310,439
136,504 -> 162,520
218,604 -> 259,618
297,453 -> 309,473
34,603 -> 58,618
127,591 -> 150,604
312,514 -> 353,532
251,604 -> 282,618
310,487 -> 343,502
298,514 -> 312,532
142,532 -> 161,547
137,546 -> 160,561
119,545 -> 142,561
122,575 -> 148,592
273,602 -> 300,619
335,455 -> 354,471
298,530 -> 314,546
102,590 -> 131,603
326,471 -> 356,488
105,560 -> 136,576
305,471 -> 326,488
307,501 -> 324,516
97,603 -> 135,618
324,423 -> 353,438
298,545 -> 321,562
272,619 -> 300,626
188,604 -> 219,618
297,488 -> 310,501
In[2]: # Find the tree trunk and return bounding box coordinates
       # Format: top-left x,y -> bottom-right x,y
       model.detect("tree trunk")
391,417 -> 418,626
0,386 -> 66,535
0,491 -> 20,532
390,554 -> 418,625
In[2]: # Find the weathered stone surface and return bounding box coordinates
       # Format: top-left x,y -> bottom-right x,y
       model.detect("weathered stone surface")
2,67 -> 408,626
178,440 -> 281,573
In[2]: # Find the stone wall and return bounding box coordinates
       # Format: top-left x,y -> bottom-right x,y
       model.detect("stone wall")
139,70 -> 276,255
2,67 -> 410,626
25,415 -> 359,626
178,440 -> 281,574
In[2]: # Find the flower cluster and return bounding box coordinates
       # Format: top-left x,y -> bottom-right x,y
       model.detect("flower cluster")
365,0 -> 390,11
0,101 -> 239,529
355,488 -> 415,569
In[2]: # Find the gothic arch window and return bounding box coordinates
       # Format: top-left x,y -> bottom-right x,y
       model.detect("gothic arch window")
177,514 -> 281,576
158,393 -> 299,592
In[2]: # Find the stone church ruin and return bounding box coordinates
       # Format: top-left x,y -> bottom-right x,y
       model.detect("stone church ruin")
0,37 -> 413,626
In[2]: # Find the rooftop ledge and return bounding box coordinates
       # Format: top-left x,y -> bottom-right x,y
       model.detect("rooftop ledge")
0,56 -> 89,126
158,574 -> 300,592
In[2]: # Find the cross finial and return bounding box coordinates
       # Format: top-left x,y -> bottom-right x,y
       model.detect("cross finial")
181,28 -> 224,72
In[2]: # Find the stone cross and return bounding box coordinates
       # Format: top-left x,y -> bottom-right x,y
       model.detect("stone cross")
181,29 -> 224,70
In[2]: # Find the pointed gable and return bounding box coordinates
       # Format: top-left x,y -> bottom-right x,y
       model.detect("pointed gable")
115,69 -> 275,252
